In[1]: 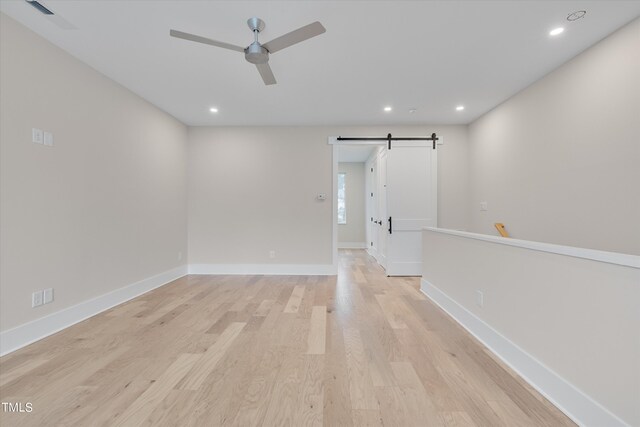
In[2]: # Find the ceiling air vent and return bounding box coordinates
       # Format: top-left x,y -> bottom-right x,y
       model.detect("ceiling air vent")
567,10 -> 587,21
25,0 -> 54,15
24,0 -> 77,29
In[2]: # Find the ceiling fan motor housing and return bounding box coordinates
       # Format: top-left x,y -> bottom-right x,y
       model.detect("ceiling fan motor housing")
245,43 -> 269,64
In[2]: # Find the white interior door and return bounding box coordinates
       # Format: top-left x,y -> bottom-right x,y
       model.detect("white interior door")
366,159 -> 378,258
377,150 -> 388,269
385,141 -> 437,276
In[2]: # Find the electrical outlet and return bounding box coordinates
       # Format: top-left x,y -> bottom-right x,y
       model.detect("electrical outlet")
32,290 -> 44,307
480,202 -> 488,211
269,250 -> 276,259
476,290 -> 484,308
43,288 -> 54,304
178,251 -> 183,261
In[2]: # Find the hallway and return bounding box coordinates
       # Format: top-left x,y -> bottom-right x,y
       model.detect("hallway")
0,250 -> 573,426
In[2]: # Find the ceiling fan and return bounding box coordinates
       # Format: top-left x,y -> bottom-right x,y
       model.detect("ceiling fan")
170,18 -> 326,86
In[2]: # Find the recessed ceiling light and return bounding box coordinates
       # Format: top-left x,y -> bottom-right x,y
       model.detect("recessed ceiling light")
409,108 -> 417,114
209,107 -> 219,113
384,106 -> 392,112
456,105 -> 465,111
549,27 -> 564,36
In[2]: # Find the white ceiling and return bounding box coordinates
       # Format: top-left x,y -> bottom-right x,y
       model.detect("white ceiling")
2,1 -> 639,126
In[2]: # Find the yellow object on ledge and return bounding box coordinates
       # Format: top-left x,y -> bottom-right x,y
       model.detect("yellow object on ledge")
495,223 -> 509,237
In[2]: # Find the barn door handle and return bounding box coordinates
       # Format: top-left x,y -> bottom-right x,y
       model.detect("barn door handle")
388,216 -> 393,234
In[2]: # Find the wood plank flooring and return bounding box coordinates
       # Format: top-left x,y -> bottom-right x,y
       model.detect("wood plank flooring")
0,250 -> 574,426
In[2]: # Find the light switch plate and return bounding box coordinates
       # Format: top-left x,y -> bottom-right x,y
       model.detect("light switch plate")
476,290 -> 484,308
44,132 -> 54,146
480,201 -> 488,211
32,128 -> 43,144
32,290 -> 43,307
44,288 -> 54,304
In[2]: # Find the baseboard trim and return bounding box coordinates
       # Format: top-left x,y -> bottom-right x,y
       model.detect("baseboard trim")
0,266 -> 188,357
338,242 -> 367,249
189,264 -> 337,276
420,278 -> 628,427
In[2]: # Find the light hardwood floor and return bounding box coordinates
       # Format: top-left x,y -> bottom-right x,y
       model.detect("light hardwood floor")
0,250 -> 574,426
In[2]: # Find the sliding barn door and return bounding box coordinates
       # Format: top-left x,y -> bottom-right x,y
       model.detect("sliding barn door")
385,141 -> 437,276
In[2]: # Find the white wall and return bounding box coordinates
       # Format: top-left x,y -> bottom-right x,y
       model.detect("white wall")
468,18 -> 640,255
188,125 -> 469,267
188,126 -> 332,267
0,14 -> 188,332
421,229 -> 640,426
338,162 -> 366,246
436,126 -> 470,231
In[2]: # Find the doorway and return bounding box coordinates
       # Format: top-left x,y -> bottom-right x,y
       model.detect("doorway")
330,136 -> 438,276
335,143 -> 382,258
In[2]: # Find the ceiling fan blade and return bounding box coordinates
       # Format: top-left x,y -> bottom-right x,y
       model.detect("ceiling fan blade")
262,21 -> 325,54
169,29 -> 245,53
256,63 -> 277,85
